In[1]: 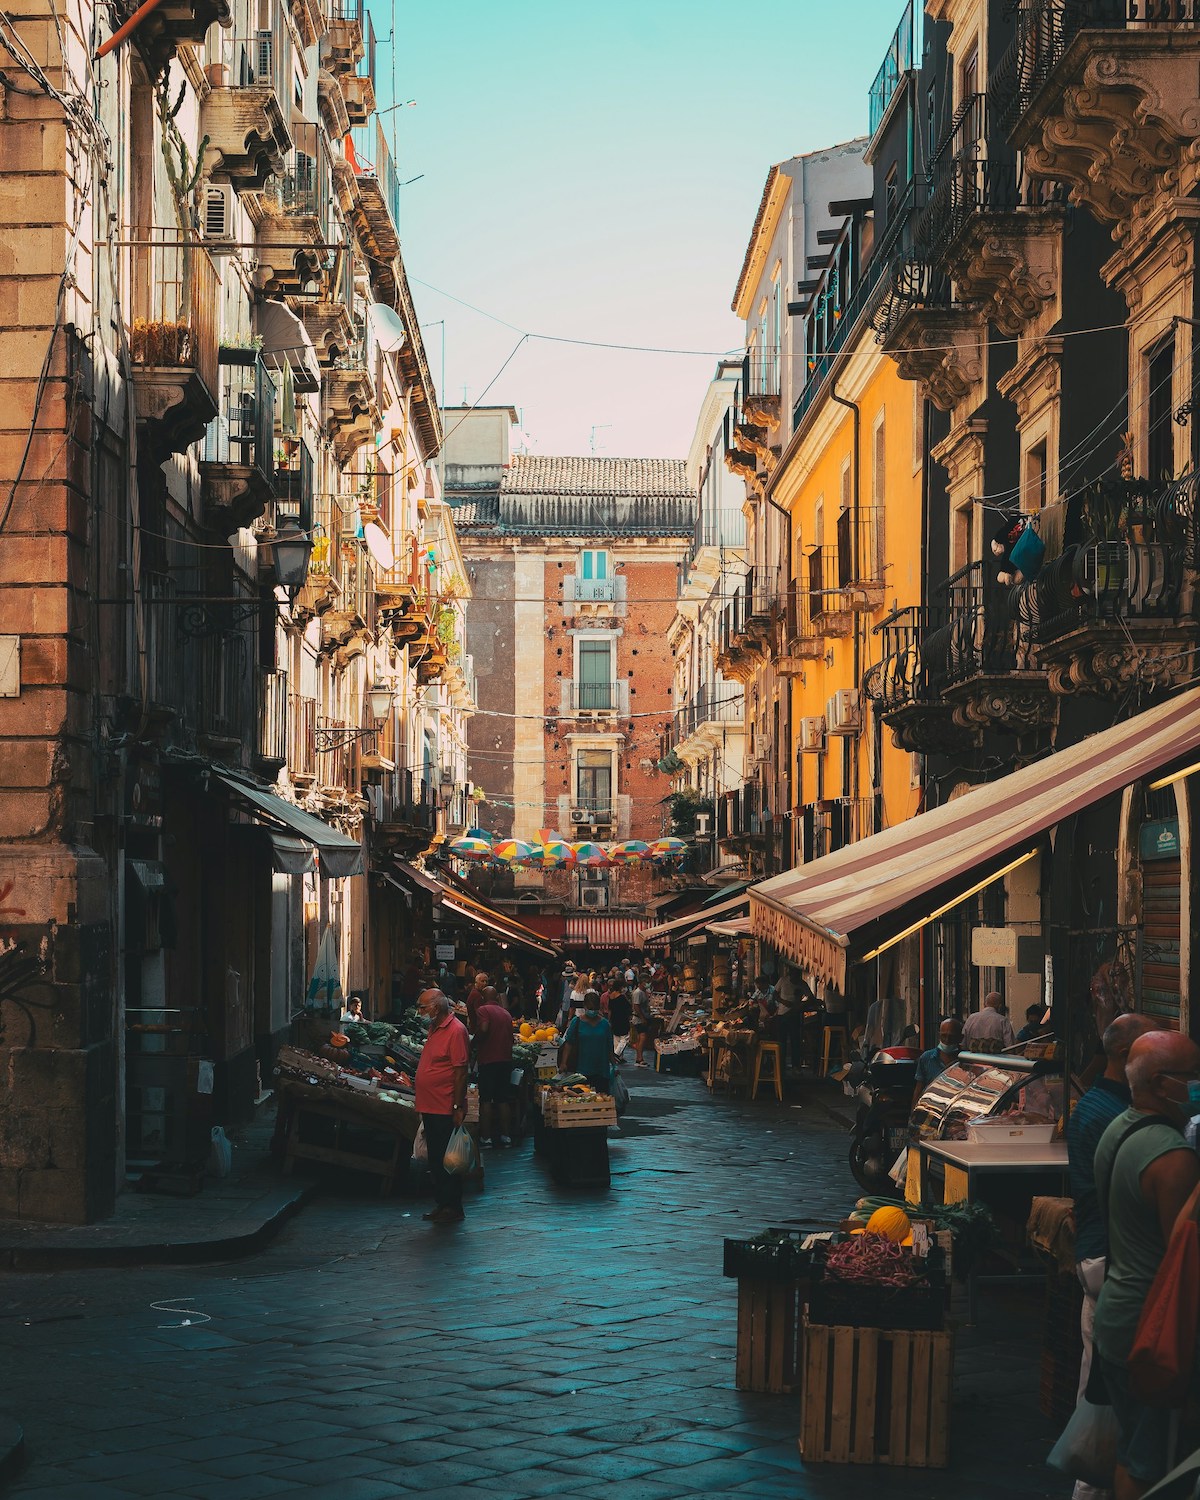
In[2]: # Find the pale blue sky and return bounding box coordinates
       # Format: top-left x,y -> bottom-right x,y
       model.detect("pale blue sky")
373,0 -> 910,458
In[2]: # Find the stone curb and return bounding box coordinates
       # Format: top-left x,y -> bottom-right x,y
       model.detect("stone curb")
0,1182 -> 318,1272
0,1418 -> 25,1485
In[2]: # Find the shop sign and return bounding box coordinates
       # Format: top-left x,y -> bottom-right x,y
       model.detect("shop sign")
971,926 -> 1018,967
1139,818 -> 1180,862
435,943 -> 456,961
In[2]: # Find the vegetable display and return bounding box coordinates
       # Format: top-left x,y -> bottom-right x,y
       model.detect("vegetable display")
824,1234 -> 920,1287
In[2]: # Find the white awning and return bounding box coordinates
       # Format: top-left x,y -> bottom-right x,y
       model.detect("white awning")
640,892 -> 747,945
257,300 -> 321,394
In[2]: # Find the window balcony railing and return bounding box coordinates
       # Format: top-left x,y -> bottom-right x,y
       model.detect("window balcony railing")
288,692 -> 317,780
197,632 -> 250,743
349,120 -> 402,238
744,345 -> 781,402
807,545 -> 851,625
383,769 -> 438,830
127,229 -> 220,403
573,796 -> 614,823
562,679 -> 630,716
275,439 -> 314,532
719,781 -> 769,842
204,351 -> 276,486
574,575 -> 617,603
868,0 -> 920,141
836,505 -> 886,589
922,560 -> 1029,687
268,120 -> 328,222
794,249 -> 887,432
672,684 -> 743,744
258,668 -> 288,765
226,30 -> 290,110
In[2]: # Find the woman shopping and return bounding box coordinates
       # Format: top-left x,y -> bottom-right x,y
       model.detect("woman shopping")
560,990 -> 615,1092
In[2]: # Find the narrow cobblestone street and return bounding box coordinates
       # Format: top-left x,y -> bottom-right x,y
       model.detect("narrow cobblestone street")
0,1069 -> 1064,1500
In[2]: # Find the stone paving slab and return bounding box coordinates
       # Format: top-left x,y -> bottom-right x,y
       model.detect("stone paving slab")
0,1116 -> 314,1269
0,1067 -> 1066,1498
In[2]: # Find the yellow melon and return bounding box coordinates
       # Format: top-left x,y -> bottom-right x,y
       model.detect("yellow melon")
865,1205 -> 911,1244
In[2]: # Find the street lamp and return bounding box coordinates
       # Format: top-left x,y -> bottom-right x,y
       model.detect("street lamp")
314,682 -> 395,752
267,520 -> 314,588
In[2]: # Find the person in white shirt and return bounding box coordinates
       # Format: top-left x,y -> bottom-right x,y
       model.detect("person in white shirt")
961,992 -> 1016,1053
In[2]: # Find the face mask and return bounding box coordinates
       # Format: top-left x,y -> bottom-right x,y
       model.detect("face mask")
938,1043 -> 960,1057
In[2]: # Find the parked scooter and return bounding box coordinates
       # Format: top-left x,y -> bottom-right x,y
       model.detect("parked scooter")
844,1046 -> 917,1194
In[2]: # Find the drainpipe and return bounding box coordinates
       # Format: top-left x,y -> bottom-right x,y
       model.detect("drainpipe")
829,375 -> 862,807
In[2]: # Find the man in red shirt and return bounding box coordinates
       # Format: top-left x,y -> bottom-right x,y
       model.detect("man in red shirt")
414,990 -> 470,1223
464,971 -> 489,1030
472,984 -> 515,1149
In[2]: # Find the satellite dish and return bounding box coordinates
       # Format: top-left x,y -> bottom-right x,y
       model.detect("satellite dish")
368,302 -> 407,352
364,521 -> 395,571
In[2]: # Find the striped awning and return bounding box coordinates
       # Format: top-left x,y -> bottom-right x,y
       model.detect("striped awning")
750,686 -> 1200,990
564,916 -> 646,950
640,893 -> 747,945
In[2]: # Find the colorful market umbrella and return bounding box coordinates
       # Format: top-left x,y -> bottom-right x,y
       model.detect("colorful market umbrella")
650,837 -> 688,860
528,839 -> 575,869
448,835 -> 494,861
608,840 -> 651,864
571,840 -> 612,867
493,839 -> 535,863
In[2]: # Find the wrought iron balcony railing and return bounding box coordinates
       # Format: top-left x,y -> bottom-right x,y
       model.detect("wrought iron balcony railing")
865,604 -> 937,713
288,692 -> 318,780
672,685 -> 744,745
197,631 -> 250,742
807,545 -> 850,624
988,1 -> 1193,137
744,345 -> 781,402
204,352 -> 276,484
258,668 -> 288,765
922,560 -> 1032,686
836,505 -> 885,588
1028,538 -> 1187,644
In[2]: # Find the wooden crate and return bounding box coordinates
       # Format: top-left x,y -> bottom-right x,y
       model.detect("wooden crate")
735,1278 -> 803,1394
542,1095 -> 617,1129
799,1320 -> 953,1468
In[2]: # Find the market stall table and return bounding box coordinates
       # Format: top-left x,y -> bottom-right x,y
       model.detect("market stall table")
278,1076 -> 421,1197
913,1138 -> 1069,1321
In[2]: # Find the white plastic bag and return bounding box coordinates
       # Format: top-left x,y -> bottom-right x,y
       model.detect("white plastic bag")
443,1124 -> 475,1176
611,1069 -> 630,1116
208,1126 -> 232,1178
1046,1398 -> 1119,1487
411,1124 -> 428,1168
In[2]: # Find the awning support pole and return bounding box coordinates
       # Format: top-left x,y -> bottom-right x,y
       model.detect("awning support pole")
859,847 -> 1040,965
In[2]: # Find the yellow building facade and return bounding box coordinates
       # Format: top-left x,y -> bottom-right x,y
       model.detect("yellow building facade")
771,320 -> 925,871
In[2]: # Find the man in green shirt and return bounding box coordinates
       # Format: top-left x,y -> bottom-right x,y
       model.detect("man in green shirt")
1092,1030 -> 1200,1499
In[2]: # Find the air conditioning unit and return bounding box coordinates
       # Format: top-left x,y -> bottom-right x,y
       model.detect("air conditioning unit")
826,688 -> 863,736
201,184 -> 234,241
569,807 -> 590,825
799,715 -> 826,753
580,886 -> 609,909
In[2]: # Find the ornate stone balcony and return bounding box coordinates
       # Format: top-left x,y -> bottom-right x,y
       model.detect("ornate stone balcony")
202,83 -> 291,190
1024,476 -> 1198,695
990,2 -> 1200,231
925,561 -> 1056,741
325,345 -> 381,465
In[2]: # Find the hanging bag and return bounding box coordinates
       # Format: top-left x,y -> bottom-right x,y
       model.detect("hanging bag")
1128,1210 -> 1200,1406
443,1124 -> 476,1177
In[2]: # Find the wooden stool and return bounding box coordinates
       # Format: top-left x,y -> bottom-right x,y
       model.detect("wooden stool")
752,1041 -> 784,1102
820,1025 -> 849,1076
